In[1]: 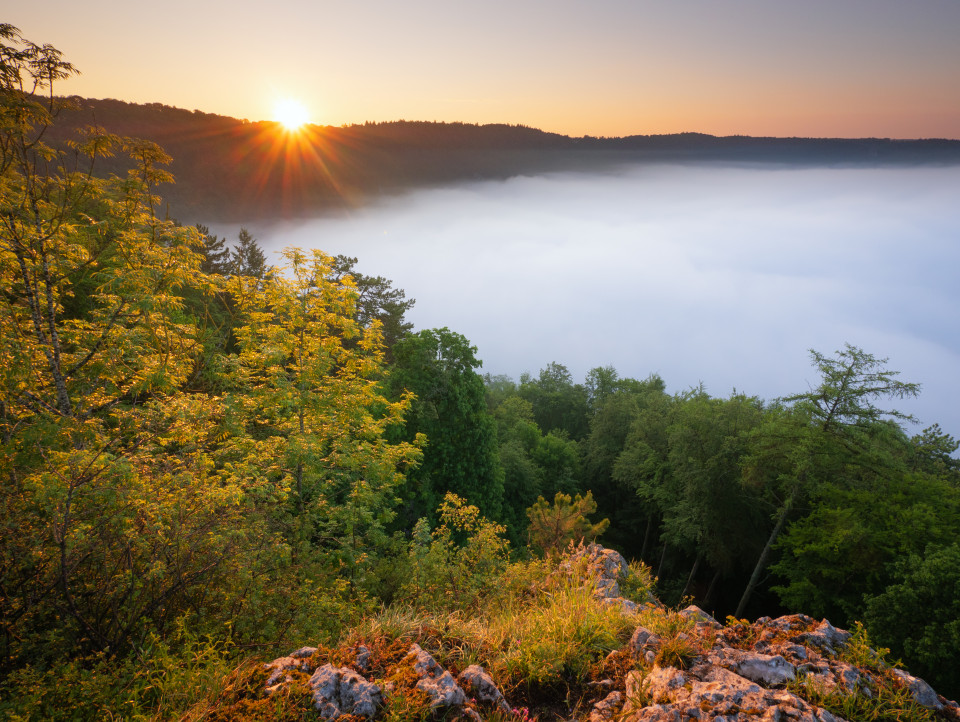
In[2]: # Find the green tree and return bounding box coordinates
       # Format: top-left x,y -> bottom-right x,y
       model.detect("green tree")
771,469 -> 960,623
195,223 -> 232,275
519,362 -> 590,440
0,25 -> 250,662
526,491 -> 609,557
230,226 -> 269,278
327,254 -> 415,354
387,328 -> 504,522
863,543 -> 960,699
583,373 -> 666,557
734,344 -> 920,617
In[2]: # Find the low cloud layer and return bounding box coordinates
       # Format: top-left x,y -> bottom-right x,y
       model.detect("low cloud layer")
231,162 -> 960,437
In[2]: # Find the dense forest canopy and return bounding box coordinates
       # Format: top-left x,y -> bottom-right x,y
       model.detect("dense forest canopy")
2,25 -> 960,718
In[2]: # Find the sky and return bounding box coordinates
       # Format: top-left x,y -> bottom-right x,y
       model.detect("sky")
12,1 -> 960,138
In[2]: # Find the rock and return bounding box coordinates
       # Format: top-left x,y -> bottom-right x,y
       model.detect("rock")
626,704 -> 682,721
678,604 -> 721,628
589,690 -> 623,721
354,644 -> 372,672
832,660 -> 861,691
263,652 -> 314,690
308,664 -> 381,719
629,626 -> 662,657
892,668 -> 943,710
603,596 -> 639,614
794,619 -> 852,655
563,542 -> 629,599
641,666 -> 687,704
623,662 -> 840,722
457,664 -> 510,712
407,643 -> 467,708
730,650 -> 797,686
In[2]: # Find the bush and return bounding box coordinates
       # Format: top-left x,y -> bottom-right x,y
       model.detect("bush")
398,494 -> 511,612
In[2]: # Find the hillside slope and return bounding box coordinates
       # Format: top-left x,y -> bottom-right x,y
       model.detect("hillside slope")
48,98 -> 960,223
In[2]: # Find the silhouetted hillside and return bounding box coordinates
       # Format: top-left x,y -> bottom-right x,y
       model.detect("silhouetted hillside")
48,97 -> 960,222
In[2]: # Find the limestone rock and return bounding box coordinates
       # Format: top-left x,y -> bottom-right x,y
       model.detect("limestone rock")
589,690 -> 623,722
729,649 -> 797,686
629,625 -> 662,658
308,664 -> 381,720
892,668 -> 943,710
793,619 -> 852,655
678,604 -> 721,629
408,643 -> 467,708
562,542 -> 630,598
641,666 -> 687,704
457,664 -> 510,712
353,644 -> 372,672
263,651 -> 314,691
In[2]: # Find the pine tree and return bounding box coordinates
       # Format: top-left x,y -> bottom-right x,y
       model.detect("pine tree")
231,227 -> 270,278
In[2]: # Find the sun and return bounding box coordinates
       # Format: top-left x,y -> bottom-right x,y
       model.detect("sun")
273,99 -> 310,131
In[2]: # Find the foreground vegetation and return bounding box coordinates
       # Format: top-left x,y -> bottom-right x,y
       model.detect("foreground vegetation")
2,24 -> 959,717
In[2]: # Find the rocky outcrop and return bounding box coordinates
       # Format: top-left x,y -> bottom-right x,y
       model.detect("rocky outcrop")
260,546 -> 958,721
561,541 -> 657,615
309,664 -> 382,720
406,643 -> 468,709
262,641 -> 510,720
620,663 -> 842,722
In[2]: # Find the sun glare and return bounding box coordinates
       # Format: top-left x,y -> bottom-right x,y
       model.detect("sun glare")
273,99 -> 309,131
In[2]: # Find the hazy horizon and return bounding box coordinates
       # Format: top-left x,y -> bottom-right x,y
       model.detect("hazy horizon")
17,1 -> 960,139
213,161 -> 960,440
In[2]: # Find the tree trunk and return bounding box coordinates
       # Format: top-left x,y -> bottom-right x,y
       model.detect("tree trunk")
734,489 -> 796,618
641,512 -> 654,561
681,555 -> 701,599
703,568 -> 722,608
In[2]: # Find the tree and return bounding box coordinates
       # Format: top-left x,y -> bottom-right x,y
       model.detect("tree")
0,28 -> 422,674
771,469 -> 960,623
734,344 -> 920,617
526,491 -> 609,557
195,223 -> 232,275
231,227 -> 269,278
519,362 -> 590,440
863,543 -> 960,699
327,254 -> 415,354
387,328 -> 504,522
0,25 -> 249,662
228,248 -> 421,573
583,373 -> 666,557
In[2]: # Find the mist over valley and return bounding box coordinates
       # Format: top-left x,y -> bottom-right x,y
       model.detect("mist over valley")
221,162 -> 960,437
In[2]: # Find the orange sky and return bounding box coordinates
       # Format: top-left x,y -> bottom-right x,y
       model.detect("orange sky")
11,1 -> 960,139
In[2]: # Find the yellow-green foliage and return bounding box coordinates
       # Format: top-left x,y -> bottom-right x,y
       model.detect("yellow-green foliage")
618,560 -> 656,604
1,623 -> 238,721
526,491 -> 610,557
488,574 -> 637,691
398,493 -> 511,613
788,673 -> 935,722
638,608 -> 706,670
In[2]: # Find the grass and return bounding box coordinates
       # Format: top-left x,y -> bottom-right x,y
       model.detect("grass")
788,673 -> 936,722
0,548 -> 655,720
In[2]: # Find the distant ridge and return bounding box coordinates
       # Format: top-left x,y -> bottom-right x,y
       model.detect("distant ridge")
47,97 -> 960,223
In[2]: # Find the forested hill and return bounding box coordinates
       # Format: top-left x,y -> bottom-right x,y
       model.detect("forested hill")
49,97 -> 960,222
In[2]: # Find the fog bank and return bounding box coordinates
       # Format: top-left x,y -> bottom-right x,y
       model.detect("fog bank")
225,163 -> 960,437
